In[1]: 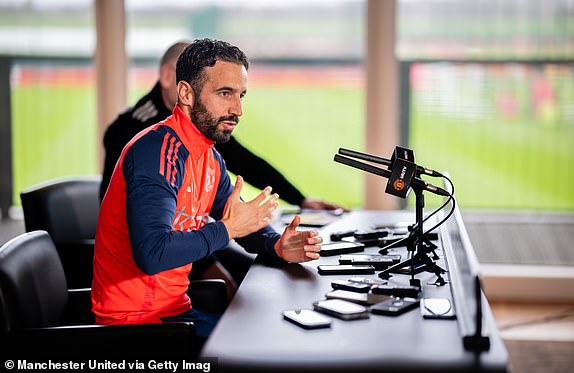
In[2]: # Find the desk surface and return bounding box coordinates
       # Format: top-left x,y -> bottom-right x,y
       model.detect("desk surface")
201,210 -> 508,372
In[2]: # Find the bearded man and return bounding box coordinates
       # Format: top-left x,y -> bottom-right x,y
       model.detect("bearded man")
91,39 -> 322,339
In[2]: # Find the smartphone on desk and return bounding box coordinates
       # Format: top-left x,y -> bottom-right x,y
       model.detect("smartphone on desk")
353,229 -> 390,240
348,276 -> 387,286
320,241 -> 365,257
331,279 -> 372,293
317,264 -> 375,275
339,254 -> 401,269
370,297 -> 420,316
371,284 -> 421,298
313,299 -> 370,320
282,309 -> 332,329
326,289 -> 390,306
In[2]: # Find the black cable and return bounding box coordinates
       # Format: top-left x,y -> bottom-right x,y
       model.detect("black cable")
422,173 -> 454,225
421,173 -> 455,235
378,174 -> 454,252
425,194 -> 456,235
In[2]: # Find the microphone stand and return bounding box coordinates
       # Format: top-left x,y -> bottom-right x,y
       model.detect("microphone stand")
378,186 -> 446,287
333,152 -> 447,287
378,227 -> 440,259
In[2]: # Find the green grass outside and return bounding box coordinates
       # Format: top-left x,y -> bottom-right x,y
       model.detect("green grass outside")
12,86 -> 98,200
11,81 -> 574,211
409,111 -> 574,210
11,84 -> 366,208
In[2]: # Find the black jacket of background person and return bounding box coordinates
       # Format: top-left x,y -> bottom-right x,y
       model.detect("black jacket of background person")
100,81 -> 306,205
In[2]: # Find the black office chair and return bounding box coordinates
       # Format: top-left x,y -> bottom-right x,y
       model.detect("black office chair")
0,230 -> 201,358
20,176 -> 100,288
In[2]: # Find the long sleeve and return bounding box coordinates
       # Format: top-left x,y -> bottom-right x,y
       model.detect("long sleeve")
123,130 -> 229,275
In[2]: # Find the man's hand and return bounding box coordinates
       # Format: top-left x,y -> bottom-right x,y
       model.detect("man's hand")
300,197 -> 349,212
274,215 -> 323,263
221,176 -> 279,240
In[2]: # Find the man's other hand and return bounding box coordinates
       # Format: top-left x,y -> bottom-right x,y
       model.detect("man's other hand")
274,215 -> 323,263
221,176 -> 279,239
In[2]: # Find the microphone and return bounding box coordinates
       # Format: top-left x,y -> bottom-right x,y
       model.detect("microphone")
334,154 -> 450,197
338,147 -> 442,177
338,148 -> 391,167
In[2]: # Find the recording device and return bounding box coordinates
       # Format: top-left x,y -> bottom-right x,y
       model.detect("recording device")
319,241 -> 365,257
313,299 -> 370,320
420,298 -> 456,319
331,279 -> 372,293
348,276 -> 387,286
334,153 -> 450,197
340,254 -> 401,264
342,236 -> 381,248
353,229 -> 390,240
377,234 -> 410,251
330,229 -> 357,241
370,284 -> 421,298
372,223 -> 410,237
282,309 -> 332,329
349,229 -> 391,247
370,297 -> 420,316
317,264 -> 375,275
338,254 -> 399,270
325,290 -> 390,306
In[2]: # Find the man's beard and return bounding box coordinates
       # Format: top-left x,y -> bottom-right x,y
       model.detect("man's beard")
190,99 -> 238,143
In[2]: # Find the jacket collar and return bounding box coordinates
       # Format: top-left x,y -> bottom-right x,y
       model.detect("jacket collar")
171,104 -> 215,154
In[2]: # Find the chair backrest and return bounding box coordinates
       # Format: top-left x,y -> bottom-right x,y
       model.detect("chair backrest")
0,231 -> 68,331
20,177 -> 101,242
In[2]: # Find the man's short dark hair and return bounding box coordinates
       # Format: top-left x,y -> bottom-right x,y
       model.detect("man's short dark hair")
176,38 -> 249,96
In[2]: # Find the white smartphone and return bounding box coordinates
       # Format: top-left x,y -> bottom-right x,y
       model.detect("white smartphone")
313,299 -> 370,320
282,309 -> 332,329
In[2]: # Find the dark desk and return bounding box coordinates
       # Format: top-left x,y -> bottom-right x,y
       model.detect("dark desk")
201,210 -> 508,372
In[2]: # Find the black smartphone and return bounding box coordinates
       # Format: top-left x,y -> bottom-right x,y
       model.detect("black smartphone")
370,297 -> 420,316
282,309 -> 332,329
325,290 -> 390,306
313,299 -> 370,320
353,229 -> 390,240
370,284 -> 421,298
331,279 -> 372,293
317,264 -> 375,275
319,241 -> 365,257
329,229 -> 357,241
348,276 -> 387,286
342,236 -> 380,247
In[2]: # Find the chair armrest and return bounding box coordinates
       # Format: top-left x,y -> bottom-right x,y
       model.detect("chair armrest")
55,240 -> 95,289
61,288 -> 94,325
58,239 -> 95,247
7,322 -> 198,358
188,279 -> 229,314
